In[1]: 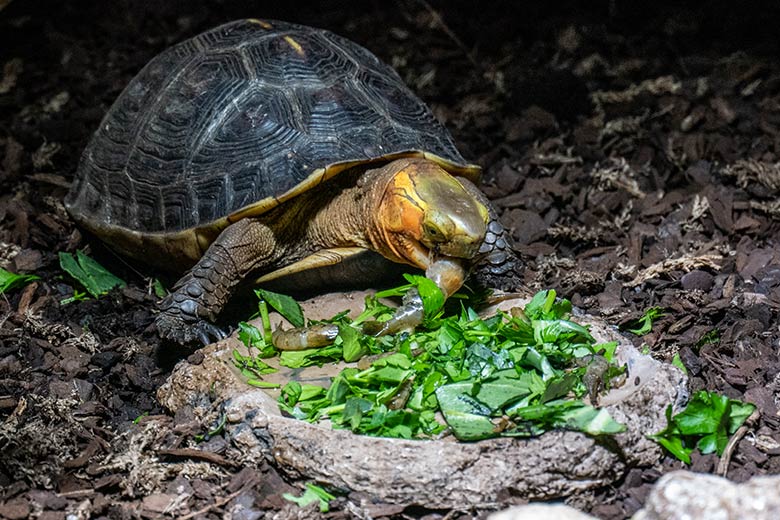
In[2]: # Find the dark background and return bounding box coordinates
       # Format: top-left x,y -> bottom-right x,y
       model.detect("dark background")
1,1 -> 780,519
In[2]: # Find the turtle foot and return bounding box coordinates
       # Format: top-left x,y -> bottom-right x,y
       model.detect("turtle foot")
155,310 -> 228,346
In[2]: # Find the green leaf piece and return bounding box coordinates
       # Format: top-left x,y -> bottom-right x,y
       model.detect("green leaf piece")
626,306 -> 665,336
237,322 -> 276,357
279,344 -> 343,368
435,383 -> 496,441
340,324 -> 367,363
59,251 -> 126,298
671,353 -> 688,374
0,268 -> 39,294
246,379 -> 281,389
152,278 -> 167,298
510,400 -> 625,436
595,341 -> 618,362
267,287 -> 627,441
403,274 -> 445,321
282,483 -> 336,513
650,391 -> 756,463
256,288 -> 305,327
232,321 -> 278,380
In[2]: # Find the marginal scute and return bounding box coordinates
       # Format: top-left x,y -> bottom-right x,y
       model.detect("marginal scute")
246,18 -> 273,29
65,19 -> 480,265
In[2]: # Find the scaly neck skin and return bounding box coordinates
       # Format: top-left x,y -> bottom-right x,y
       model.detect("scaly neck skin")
262,159 -> 471,297
262,163 -> 398,261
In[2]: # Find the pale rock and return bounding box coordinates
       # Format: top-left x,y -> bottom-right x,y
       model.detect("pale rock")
634,471 -> 780,520
489,504 -> 598,520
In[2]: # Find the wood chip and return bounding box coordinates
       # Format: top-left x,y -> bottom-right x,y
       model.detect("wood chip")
156,447 -> 238,468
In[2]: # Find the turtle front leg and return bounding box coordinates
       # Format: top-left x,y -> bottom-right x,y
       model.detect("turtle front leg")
156,219 -> 277,346
457,178 -> 522,291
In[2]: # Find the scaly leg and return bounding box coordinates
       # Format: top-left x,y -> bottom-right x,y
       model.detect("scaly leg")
156,218 -> 278,346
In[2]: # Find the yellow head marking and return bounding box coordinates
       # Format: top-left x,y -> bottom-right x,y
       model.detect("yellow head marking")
283,36 -> 305,57
247,19 -> 273,29
374,158 -> 488,270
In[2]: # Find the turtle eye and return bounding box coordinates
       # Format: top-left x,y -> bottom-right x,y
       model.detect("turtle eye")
424,222 -> 440,238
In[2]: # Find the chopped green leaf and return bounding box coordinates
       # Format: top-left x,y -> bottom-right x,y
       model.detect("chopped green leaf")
283,483 -> 335,513
340,324 -> 368,363
524,289 -> 555,320
246,379 -> 281,389
60,289 -> 89,305
375,274 -> 444,323
132,412 -> 149,424
279,344 -> 343,368
509,400 -> 625,436
524,289 -> 571,320
238,321 -> 263,348
435,383 -> 496,441
59,251 -> 126,298
626,306 -> 665,336
540,373 -> 578,403
533,318 -> 594,344
270,287 -> 627,441
473,370 -> 537,410
595,341 -> 618,362
233,322 -> 278,379
232,347 -> 277,378
152,278 -> 167,298
342,397 -> 374,429
404,274 -> 444,321
237,322 -> 276,357
696,328 -> 720,348
650,391 -> 756,463
671,353 -> 687,374
280,381 -> 303,407
256,288 -> 304,327
0,268 -> 39,294
195,414 -> 227,442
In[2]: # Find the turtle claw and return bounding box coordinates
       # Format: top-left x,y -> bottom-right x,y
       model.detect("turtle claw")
195,321 -> 228,346
156,288 -> 229,346
155,311 -> 227,347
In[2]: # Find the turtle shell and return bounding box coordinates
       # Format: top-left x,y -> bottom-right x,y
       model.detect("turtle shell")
66,19 -> 480,264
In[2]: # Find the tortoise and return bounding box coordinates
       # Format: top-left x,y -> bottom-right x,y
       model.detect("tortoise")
65,19 -> 518,346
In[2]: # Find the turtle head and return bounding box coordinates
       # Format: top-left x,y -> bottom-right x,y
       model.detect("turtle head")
372,158 -> 489,292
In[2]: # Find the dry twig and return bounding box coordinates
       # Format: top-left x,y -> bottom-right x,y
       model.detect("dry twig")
178,488 -> 247,520
156,447 -> 238,468
717,408 -> 761,477
625,253 -> 723,287
722,159 -> 780,191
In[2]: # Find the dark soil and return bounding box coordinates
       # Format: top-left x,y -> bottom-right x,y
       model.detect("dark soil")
2,1 -> 780,518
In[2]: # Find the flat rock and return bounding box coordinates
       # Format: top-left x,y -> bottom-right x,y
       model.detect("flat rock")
157,291 -> 687,508
141,493 -> 178,514
0,498 -> 31,520
634,471 -> 780,520
680,269 -> 714,291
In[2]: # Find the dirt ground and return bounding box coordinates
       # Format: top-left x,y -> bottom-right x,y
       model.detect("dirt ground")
2,1 -> 780,518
